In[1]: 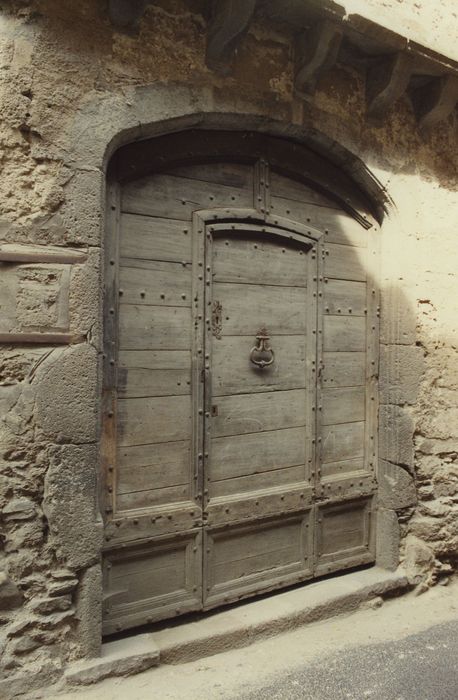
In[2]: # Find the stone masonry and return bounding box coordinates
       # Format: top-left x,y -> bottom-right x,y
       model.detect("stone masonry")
0,0 -> 457,696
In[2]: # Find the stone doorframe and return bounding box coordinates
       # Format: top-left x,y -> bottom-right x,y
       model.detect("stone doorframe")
54,89 -> 415,661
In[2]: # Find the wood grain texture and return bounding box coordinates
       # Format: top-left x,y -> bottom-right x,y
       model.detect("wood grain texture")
322,387 -> 365,425
213,236 -> 307,287
212,389 -> 307,437
211,426 -> 306,481
323,316 -> 366,352
122,174 -> 253,220
117,395 -> 191,446
119,305 -> 191,350
213,282 -> 307,336
120,214 -> 192,263
212,335 -> 306,396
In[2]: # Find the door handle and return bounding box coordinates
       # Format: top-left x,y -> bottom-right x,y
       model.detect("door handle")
250,328 -> 275,369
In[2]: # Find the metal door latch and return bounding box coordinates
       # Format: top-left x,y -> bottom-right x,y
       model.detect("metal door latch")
250,328 -> 275,369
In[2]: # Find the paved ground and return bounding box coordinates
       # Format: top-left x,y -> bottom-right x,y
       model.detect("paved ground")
44,580 -> 458,700
238,620 -> 458,700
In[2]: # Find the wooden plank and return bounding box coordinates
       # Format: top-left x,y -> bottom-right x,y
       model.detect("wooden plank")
324,243 -> 366,281
319,502 -> 368,555
322,352 -> 365,387
321,458 -> 365,478
122,174 -> 253,220
269,171 -> 339,209
213,282 -> 306,336
119,305 -> 191,350
117,484 -> 190,511
117,440 -> 190,492
212,522 -> 302,585
117,395 -> 191,446
324,279 -> 367,316
323,316 -> 366,352
166,162 -> 253,190
119,261 -> 191,307
120,214 -> 192,263
118,350 -> 191,398
322,387 -> 365,425
211,464 -> 306,498
322,421 -> 365,464
211,426 -> 305,481
212,389 -> 306,438
213,236 -> 307,287
270,195 -> 367,247
212,335 -> 306,396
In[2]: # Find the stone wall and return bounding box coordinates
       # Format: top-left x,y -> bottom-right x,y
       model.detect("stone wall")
0,0 -> 457,695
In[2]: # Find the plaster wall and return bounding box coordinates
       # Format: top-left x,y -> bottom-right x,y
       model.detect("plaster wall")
0,0 -> 457,695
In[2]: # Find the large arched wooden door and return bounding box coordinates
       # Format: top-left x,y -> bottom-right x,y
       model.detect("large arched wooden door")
101,137 -> 379,635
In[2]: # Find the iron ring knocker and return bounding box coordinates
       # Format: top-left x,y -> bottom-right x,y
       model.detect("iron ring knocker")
250,328 -> 275,369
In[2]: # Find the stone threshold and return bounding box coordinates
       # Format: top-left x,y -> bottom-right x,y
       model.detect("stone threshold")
66,567 -> 410,686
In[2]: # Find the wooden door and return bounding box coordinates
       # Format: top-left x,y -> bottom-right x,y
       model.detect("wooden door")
203,229 -> 315,608
101,152 -> 378,636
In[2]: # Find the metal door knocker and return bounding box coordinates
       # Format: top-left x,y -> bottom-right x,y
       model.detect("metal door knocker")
250,328 -> 275,369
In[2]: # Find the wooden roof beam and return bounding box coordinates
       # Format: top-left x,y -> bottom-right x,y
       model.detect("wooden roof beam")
295,19 -> 343,94
411,74 -> 458,129
206,0 -> 257,75
366,52 -> 414,117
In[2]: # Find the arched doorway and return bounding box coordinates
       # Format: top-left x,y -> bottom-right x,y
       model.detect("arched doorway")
101,131 -> 380,635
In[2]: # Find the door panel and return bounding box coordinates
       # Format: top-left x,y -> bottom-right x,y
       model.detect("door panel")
102,158 -> 379,635
203,232 -> 314,605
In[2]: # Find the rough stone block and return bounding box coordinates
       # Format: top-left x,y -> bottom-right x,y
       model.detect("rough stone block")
43,444 -> 103,570
75,564 -> 103,659
65,634 -> 160,685
0,572 -> 23,610
379,344 -> 424,405
403,534 -> 435,579
376,508 -> 400,570
379,405 -> 414,469
378,460 -> 417,509
380,285 -> 416,345
34,344 -> 98,444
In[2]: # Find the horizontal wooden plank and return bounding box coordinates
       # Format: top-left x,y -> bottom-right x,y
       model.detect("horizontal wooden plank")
322,352 -> 366,387
120,214 -> 192,263
119,305 -> 191,350
117,395 -> 191,446
118,350 -> 191,398
211,464 -> 306,498
323,316 -> 366,352
213,282 -> 306,336
324,243 -> 366,281
122,174 -> 253,220
117,440 -> 190,493
117,484 -> 190,511
321,459 -> 365,479
119,261 -> 191,307
324,279 -> 367,316
213,236 -> 308,287
212,335 -> 306,396
211,426 -> 306,481
321,387 -> 365,425
166,162 -> 253,190
319,502 -> 368,556
270,196 -> 368,247
212,389 -> 306,438
322,421 -> 365,464
270,171 -> 339,209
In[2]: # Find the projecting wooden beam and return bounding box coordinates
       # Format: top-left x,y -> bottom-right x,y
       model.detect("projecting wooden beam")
108,0 -> 147,31
206,0 -> 257,75
411,74 -> 458,129
366,52 -> 413,117
295,19 -> 343,94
